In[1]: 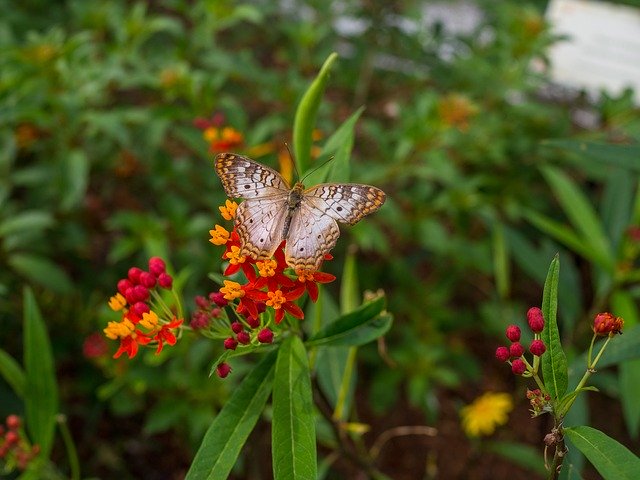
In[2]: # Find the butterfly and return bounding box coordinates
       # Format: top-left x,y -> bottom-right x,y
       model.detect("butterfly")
215,153 -> 386,272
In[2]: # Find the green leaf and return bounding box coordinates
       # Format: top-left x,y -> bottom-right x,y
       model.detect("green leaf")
601,168 -> 637,250
60,150 -> 89,211
540,166 -> 614,271
541,255 -> 568,400
543,140 -> 640,173
272,336 -> 316,480
0,348 -> 26,398
340,250 -> 359,315
564,425 -> 640,480
484,441 -> 546,475
186,351 -> 276,480
9,254 -> 73,294
305,297 -> 390,347
0,211 -> 54,237
23,287 -> 59,458
293,52 -> 338,175
492,221 -> 510,299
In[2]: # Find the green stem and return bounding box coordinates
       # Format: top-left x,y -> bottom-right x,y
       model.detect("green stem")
57,414 -> 80,480
308,286 -> 324,371
334,347 -> 357,420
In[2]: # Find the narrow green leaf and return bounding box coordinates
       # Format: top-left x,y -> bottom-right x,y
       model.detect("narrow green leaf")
541,255 -> 568,400
543,140 -> 640,172
558,462 -> 586,480
540,166 -> 614,271
305,297 -> 389,347
484,441 -> 546,475
23,287 -> 59,458
564,426 -> 640,480
492,221 -> 510,299
293,52 -> 338,175
186,351 -> 277,480
272,336 -> 316,480
0,211 -> 54,236
0,349 -> 26,398
60,150 -> 89,211
340,250 -> 359,315
9,254 -> 73,294
601,168 -> 636,250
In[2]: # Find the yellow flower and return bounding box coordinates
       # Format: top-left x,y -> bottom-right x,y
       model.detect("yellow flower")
219,199 -> 238,220
220,280 -> 244,300
225,245 -> 246,265
266,290 -> 286,310
108,293 -> 127,311
103,318 -> 135,340
209,225 -> 230,245
139,311 -> 159,330
460,392 -> 513,437
257,259 -> 277,277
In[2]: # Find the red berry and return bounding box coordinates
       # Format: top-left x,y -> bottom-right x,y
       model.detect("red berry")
117,279 -> 134,295
6,415 -> 20,430
231,322 -> 243,334
216,363 -> 231,378
495,346 -> 510,362
509,342 -> 525,358
210,291 -> 228,307
139,271 -> 157,288
148,257 -> 166,276
124,287 -> 137,305
130,301 -> 150,317
530,339 -> 546,356
527,307 -> 545,333
505,325 -> 521,342
133,285 -> 149,302
236,331 -> 250,344
128,267 -> 143,284
224,337 -> 238,350
257,328 -> 274,344
511,359 -> 527,375
158,272 -> 173,289
5,430 -> 19,445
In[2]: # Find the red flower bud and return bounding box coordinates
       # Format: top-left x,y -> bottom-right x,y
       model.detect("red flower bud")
210,291 -> 228,307
511,358 -> 526,375
4,430 -> 19,445
130,301 -> 150,317
128,267 -> 143,284
6,415 -> 20,431
148,256 -> 166,276
139,271 -> 157,288
527,307 -> 545,333
495,346 -> 510,362
216,362 -> 231,378
529,339 -> 546,356
246,316 -> 260,329
593,312 -> 624,336
257,328 -> 274,344
82,332 -> 109,358
211,307 -> 221,318
124,287 -> 137,305
231,322 -> 243,334
224,337 -> 238,350
133,285 -> 149,302
236,331 -> 250,344
117,279 -> 134,295
195,295 -> 209,309
506,325 -> 521,342
158,272 -> 173,289
509,342 -> 525,358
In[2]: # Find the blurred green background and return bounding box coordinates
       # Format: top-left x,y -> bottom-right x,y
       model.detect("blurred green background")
1,0 -> 639,478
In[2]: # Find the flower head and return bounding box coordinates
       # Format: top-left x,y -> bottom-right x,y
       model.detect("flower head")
460,392 -> 513,437
527,307 -> 545,333
593,312 -> 624,336
219,199 -> 238,221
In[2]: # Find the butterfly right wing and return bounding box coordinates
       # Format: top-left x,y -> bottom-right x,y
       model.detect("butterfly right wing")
235,195 -> 289,260
215,153 -> 290,199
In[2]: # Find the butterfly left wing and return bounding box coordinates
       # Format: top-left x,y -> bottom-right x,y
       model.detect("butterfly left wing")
284,201 -> 340,272
215,153 -> 290,199
236,196 -> 289,260
303,184 -> 386,225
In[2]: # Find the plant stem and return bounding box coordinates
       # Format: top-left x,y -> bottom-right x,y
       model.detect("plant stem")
57,414 -> 80,480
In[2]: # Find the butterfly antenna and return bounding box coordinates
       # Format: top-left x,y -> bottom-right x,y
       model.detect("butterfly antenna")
300,155 -> 335,184
284,143 -> 300,182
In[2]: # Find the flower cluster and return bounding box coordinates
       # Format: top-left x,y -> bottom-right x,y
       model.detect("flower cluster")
194,114 -> 244,153
526,388 -> 552,416
104,257 -> 183,359
495,307 -> 546,376
592,312 -> 624,337
200,200 -> 336,377
0,415 -> 39,472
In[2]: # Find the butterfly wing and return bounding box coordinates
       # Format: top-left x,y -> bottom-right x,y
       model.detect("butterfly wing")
236,196 -> 289,260
284,200 -> 340,271
215,152 -> 290,199
303,184 -> 386,225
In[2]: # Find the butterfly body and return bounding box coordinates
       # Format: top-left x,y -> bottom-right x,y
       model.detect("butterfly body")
215,153 -> 385,271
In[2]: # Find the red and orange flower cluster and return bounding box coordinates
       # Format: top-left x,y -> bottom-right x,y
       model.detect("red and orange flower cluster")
104,257 -> 183,359
0,415 -> 39,472
194,114 -> 244,153
204,199 -> 335,377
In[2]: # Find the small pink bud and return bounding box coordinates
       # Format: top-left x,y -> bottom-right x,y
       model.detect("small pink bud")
133,285 -> 149,302
495,346 -> 510,362
246,316 -> 260,329
6,415 -> 20,430
527,307 -> 545,333
130,301 -> 150,317
511,358 -> 526,375
231,322 -> 243,334
236,331 -> 250,344
530,339 -> 546,356
139,271 -> 157,288
509,342 -> 525,358
117,279 -> 134,295
211,307 -> 221,318
148,256 -> 166,276
257,328 -> 274,344
158,272 -> 173,289
505,325 -> 521,342
224,337 -> 238,350
4,430 -> 19,445
210,291 -> 228,307
195,295 -> 209,309
128,267 -> 143,284
124,287 -> 137,305
216,363 -> 231,378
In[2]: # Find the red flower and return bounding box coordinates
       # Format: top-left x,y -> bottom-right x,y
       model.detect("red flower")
153,318 -> 183,354
295,268 -> 336,302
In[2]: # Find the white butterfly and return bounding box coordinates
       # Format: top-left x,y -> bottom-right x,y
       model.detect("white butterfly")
215,153 -> 386,272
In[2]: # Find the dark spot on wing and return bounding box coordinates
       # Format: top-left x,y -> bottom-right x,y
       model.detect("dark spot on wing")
244,185 -> 251,189
299,247 -> 304,252
337,206 -> 343,212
